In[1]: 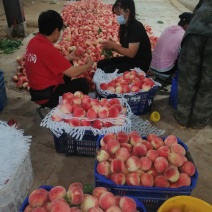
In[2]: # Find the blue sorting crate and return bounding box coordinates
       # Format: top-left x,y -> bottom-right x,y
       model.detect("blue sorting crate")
0,70 -> 8,111
53,130 -> 99,157
169,77 -> 178,110
94,135 -> 198,212
96,85 -> 159,115
20,185 -> 147,212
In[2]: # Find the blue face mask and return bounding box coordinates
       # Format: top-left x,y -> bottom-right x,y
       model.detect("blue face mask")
116,15 -> 126,25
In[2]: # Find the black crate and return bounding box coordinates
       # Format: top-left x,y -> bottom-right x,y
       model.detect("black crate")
53,131 -> 99,157
0,70 -> 8,111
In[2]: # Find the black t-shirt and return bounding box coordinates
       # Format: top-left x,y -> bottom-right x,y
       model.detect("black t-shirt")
119,19 -> 152,63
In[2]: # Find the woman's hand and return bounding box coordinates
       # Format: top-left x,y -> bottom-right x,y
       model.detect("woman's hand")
84,56 -> 94,68
101,40 -> 116,50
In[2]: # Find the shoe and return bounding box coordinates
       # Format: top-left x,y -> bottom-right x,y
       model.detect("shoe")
189,126 -> 206,131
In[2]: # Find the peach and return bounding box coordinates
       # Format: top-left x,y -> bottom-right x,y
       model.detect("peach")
157,146 -> 170,158
62,92 -> 73,100
133,143 -> 147,157
126,172 -> 140,186
115,147 -> 130,162
28,188 -> 48,207
164,135 -> 178,147
92,104 -> 102,113
122,84 -> 131,93
151,137 -> 164,149
136,168 -> 145,176
146,149 -> 159,161
68,118 -> 81,127
24,205 -> 33,212
130,135 -> 142,146
131,84 -> 140,92
51,201 -> 70,212
126,156 -> 141,172
96,149 -> 110,162
164,166 -> 180,182
87,108 -> 97,119
154,157 -> 168,173
109,98 -> 120,105
100,83 -> 108,90
111,173 -> 126,185
146,166 -> 158,178
119,196 -> 137,212
169,182 -> 178,188
98,107 -> 109,118
100,98 -> 108,106
170,144 -> 186,156
70,207 -> 82,211
51,114 -> 63,122
81,120 -> 92,126
81,195 -> 99,212
73,108 -> 85,118
176,173 -> 191,187
129,131 -> 140,137
81,94 -> 91,103
147,134 -> 158,142
92,187 -> 108,199
114,196 -> 121,206
31,208 -> 47,212
140,173 -> 154,187
108,107 -> 119,118
142,83 -> 151,91
111,159 -> 125,173
168,152 -> 186,167
72,104 -> 81,112
154,175 -> 170,188
90,99 -> 99,106
102,133 -> 117,145
74,91 -> 83,98
50,199 -> 67,210
72,96 -> 82,105
115,85 -> 123,94
87,207 -> 104,212
107,86 -> 115,93
140,157 -> 152,171
92,120 -> 102,129
82,102 -> 92,112
179,161 -> 196,176
116,132 -> 130,144
99,192 -> 116,210
102,103 -> 111,110
120,143 -> 132,153
49,186 -> 66,201
97,161 -> 111,176
102,122 -> 113,128
67,186 -> 84,205
111,104 -> 122,113
106,140 -> 120,154
106,206 -> 122,212
142,141 -> 153,150
68,182 -> 83,190
60,103 -> 72,114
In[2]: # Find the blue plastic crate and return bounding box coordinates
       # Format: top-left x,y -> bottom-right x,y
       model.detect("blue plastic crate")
96,85 -> 159,115
94,135 -> 198,212
53,130 -> 99,157
0,70 -> 8,111
169,77 -> 178,110
20,185 -> 147,212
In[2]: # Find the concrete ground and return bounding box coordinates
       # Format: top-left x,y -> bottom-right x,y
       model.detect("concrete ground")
0,0 -> 212,210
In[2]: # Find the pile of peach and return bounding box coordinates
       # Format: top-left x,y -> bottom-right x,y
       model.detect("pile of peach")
96,132 -> 196,188
24,182 -> 139,212
51,91 -> 128,129
99,70 -> 156,94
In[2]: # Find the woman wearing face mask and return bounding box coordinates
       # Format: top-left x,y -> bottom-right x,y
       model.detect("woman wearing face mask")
97,0 -> 152,73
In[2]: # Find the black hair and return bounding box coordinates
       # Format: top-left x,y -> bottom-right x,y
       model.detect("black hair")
112,0 -> 136,38
38,10 -> 63,36
178,12 -> 193,27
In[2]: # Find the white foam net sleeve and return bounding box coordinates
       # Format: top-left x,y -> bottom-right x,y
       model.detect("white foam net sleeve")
93,68 -> 161,98
40,98 -> 133,140
130,115 -> 165,136
0,121 -> 32,190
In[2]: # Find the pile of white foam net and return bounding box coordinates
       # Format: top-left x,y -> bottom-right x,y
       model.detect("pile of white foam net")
0,121 -> 32,190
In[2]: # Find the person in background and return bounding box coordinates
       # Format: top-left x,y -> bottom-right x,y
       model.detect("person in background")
149,12 -> 192,75
25,10 -> 94,108
174,0 -> 212,130
97,0 -> 152,73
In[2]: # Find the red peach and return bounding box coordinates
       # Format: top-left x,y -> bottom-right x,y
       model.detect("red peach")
28,188 -> 48,208
90,99 -> 99,106
119,196 -> 137,212
68,182 -> 83,190
97,149 -> 110,162
100,98 -> 108,106
111,173 -> 126,185
50,199 -> 67,210
70,206 -> 82,211
164,165 -> 180,182
72,96 -> 82,105
51,201 -> 70,212
142,141 -> 153,150
133,143 -> 147,157
62,92 -> 73,100
154,157 -> 169,173
49,186 -> 66,201
72,104 -> 81,112
179,161 -> 195,176
146,149 -> 159,161
87,108 -> 98,119
67,186 -> 84,205
120,143 -> 132,153
126,172 -> 140,186
92,120 -> 102,129
130,135 -> 143,146
24,205 -> 33,212
92,104 -> 102,113
81,120 -> 92,126
115,85 -> 123,94
136,168 -> 145,176
102,103 -> 112,110
74,91 -> 83,98
106,140 -> 120,154
146,166 -> 158,178
154,175 -> 170,188
107,86 -> 115,93
147,134 -> 158,142
126,156 -> 141,172
150,137 -> 164,149
142,83 -> 151,91
111,104 -> 122,113
140,157 -> 152,171
168,152 -> 186,167
170,144 -> 186,156
176,173 -> 191,187
51,114 -> 63,122
103,122 -> 113,128
157,146 -> 170,158
98,107 -> 109,118
108,107 -> 119,118
164,135 -> 178,147
114,196 -> 121,206
92,187 -> 108,199
31,207 -> 47,212
140,173 -> 154,187
82,102 -> 92,112
109,98 -> 120,105
60,103 -> 72,114
116,132 -> 130,144
106,205 -> 122,212
81,195 -> 99,212
97,161 -> 111,177
115,147 -> 130,162
129,131 -> 140,137
81,94 -> 91,104
87,207 -> 104,212
100,83 -> 108,90
111,159 -> 125,173
122,85 -> 131,93
68,118 -> 81,127
102,133 -> 117,145
73,108 -> 85,118
131,84 -> 140,92
99,192 -> 116,210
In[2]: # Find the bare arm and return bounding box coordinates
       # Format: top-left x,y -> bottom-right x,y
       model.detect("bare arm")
63,56 -> 94,77
101,41 -> 140,58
